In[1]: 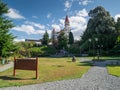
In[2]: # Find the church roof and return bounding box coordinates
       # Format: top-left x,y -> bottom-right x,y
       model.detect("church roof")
65,15 -> 69,23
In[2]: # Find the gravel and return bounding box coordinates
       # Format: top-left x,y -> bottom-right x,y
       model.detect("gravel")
0,61 -> 120,90
0,62 -> 13,72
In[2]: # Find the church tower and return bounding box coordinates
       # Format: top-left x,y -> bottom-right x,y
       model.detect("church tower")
64,15 -> 70,39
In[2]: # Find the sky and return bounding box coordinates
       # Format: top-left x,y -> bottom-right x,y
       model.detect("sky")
2,0 -> 120,42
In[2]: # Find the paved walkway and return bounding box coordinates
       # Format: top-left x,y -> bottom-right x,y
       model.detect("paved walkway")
0,61 -> 120,90
0,62 -> 13,72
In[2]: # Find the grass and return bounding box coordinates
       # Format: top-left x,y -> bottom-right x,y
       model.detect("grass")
107,65 -> 120,77
0,57 -> 91,88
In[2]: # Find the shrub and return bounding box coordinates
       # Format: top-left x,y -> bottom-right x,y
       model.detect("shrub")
29,46 -> 56,57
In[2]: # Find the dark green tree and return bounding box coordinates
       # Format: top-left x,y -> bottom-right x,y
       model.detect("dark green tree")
112,17 -> 120,53
81,6 -> 117,51
42,30 -> 49,45
69,31 -> 74,45
0,0 -> 16,58
58,31 -> 68,50
115,18 -> 120,44
116,18 -> 120,35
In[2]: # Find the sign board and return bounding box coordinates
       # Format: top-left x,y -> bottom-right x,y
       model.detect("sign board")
13,57 -> 38,79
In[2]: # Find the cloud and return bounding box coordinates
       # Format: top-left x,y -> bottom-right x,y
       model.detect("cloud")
47,13 -> 52,18
52,24 -> 61,31
14,39 -> 25,42
12,21 -> 46,35
12,24 -> 45,35
64,1 -> 72,11
5,8 -> 25,19
25,21 -> 45,29
32,16 -> 38,19
69,16 -> 87,40
12,25 -> 38,35
76,9 -> 88,17
115,14 -> 120,22
12,21 -> 52,38
79,0 -> 92,6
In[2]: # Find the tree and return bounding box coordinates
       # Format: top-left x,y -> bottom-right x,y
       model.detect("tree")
58,31 -> 68,50
115,18 -> 120,44
42,30 -> 49,45
0,0 -> 16,58
116,18 -> 120,35
69,31 -> 74,45
112,17 -> 120,54
81,6 -> 117,52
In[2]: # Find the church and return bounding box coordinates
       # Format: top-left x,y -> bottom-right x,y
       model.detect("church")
51,15 -> 71,44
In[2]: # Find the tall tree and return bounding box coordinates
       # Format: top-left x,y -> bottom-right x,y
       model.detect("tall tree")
115,18 -> 120,44
58,31 -> 68,49
69,31 -> 74,45
42,30 -> 49,45
116,18 -> 120,36
81,6 -> 117,51
0,0 -> 16,58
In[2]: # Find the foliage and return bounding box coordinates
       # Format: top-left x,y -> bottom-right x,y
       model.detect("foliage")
115,18 -> 120,36
80,6 -> 117,52
58,31 -> 68,50
16,42 -> 34,57
17,43 -> 56,57
69,46 -> 80,54
0,0 -> 16,58
69,31 -> 74,45
42,30 -> 49,45
29,46 -> 56,57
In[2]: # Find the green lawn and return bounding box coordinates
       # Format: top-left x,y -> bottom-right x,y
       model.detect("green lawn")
107,65 -> 120,77
0,57 -> 91,88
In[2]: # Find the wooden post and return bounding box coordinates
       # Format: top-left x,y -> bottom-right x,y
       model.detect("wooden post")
13,57 -> 16,76
36,58 -> 38,79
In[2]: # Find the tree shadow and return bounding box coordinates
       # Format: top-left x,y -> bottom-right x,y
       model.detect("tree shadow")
78,60 -> 110,67
0,76 -> 22,80
0,76 -> 35,80
77,61 -> 93,66
94,59 -> 120,61
107,65 -> 120,67
52,65 -> 64,67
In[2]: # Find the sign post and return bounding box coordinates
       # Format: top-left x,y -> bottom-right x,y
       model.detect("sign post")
13,57 -> 38,79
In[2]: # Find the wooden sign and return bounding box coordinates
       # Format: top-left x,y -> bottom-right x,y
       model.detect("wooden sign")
13,57 -> 38,79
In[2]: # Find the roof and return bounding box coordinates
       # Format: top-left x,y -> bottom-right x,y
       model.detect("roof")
25,39 -> 41,42
65,15 -> 69,23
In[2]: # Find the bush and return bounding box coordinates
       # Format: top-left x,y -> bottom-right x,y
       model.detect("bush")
69,46 -> 80,54
28,46 -> 56,57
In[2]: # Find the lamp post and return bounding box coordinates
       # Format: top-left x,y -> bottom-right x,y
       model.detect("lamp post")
88,38 -> 92,55
67,44 -> 70,57
89,37 -> 98,60
97,45 -> 103,60
93,38 -> 98,59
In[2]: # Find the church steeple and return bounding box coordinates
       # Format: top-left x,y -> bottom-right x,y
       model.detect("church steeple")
64,15 -> 70,39
65,15 -> 70,26
65,15 -> 69,23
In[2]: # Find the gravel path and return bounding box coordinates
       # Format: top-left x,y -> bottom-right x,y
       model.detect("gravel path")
0,61 -> 120,90
0,62 -> 13,72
